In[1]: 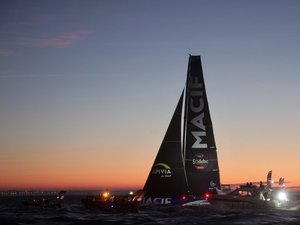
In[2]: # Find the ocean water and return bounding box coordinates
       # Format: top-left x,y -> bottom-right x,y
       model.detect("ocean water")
1,194 -> 300,225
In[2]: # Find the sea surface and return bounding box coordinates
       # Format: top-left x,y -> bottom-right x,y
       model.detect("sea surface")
1,193 -> 300,225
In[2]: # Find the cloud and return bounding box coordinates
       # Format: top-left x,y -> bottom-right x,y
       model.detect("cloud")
0,49 -> 15,56
20,32 -> 90,47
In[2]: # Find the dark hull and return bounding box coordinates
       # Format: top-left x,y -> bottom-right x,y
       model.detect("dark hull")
81,197 -> 138,213
22,200 -> 61,209
138,204 -> 182,213
210,194 -> 275,209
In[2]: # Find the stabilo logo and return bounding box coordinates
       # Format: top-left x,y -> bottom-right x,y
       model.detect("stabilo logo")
152,163 -> 172,178
192,153 -> 208,170
189,76 -> 207,149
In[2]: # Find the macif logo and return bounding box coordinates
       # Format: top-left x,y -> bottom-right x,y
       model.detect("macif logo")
189,76 -> 207,149
152,163 -> 172,178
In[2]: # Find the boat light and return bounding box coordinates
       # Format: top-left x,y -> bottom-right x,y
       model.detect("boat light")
204,193 -> 210,199
102,191 -> 110,199
278,191 -> 287,201
129,191 -> 134,195
181,195 -> 187,200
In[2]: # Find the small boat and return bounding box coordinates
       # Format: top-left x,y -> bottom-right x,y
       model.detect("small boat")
22,190 -> 66,209
22,198 -> 62,209
81,191 -> 138,213
210,171 -> 290,209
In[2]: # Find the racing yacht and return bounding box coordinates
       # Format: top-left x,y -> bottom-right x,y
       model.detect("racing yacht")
141,55 -> 220,207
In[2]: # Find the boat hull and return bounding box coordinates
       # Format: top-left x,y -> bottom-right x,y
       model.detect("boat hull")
81,196 -> 138,213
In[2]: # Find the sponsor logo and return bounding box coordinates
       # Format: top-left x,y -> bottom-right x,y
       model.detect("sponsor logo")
189,76 -> 207,149
152,163 -> 171,178
210,181 -> 216,188
142,197 -> 172,205
192,153 -> 208,170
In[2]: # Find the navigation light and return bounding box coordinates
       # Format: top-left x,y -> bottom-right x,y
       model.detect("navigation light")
278,191 -> 287,201
204,193 -> 210,199
102,191 -> 110,199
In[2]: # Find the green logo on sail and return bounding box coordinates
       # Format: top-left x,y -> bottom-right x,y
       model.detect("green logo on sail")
210,181 -> 216,187
152,163 -> 172,178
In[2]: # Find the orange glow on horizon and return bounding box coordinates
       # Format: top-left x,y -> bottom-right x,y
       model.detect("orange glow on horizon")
1,159 -> 300,191
1,118 -> 299,191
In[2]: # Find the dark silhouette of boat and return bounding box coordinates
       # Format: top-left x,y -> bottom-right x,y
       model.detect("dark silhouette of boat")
81,191 -> 138,213
22,190 -> 66,209
22,198 -> 62,209
210,171 -> 290,209
140,55 -> 220,207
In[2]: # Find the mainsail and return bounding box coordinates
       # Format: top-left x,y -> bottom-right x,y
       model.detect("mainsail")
183,55 -> 220,195
143,55 -> 220,201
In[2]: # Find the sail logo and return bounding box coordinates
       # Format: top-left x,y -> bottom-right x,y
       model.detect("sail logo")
190,76 -> 207,149
142,197 -> 172,205
210,181 -> 216,188
152,163 -> 172,178
192,153 -> 208,170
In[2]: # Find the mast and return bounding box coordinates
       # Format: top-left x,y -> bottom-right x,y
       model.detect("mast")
182,56 -> 192,193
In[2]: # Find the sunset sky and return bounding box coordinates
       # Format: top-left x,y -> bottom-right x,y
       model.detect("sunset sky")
1,0 -> 300,190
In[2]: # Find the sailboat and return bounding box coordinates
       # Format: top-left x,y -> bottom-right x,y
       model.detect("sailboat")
141,55 -> 221,206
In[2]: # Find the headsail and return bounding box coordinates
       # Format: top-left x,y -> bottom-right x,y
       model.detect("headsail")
143,92 -> 188,198
143,55 -> 220,202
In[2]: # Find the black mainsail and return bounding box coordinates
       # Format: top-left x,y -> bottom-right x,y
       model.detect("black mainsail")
183,55 -> 220,195
143,55 -> 220,203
